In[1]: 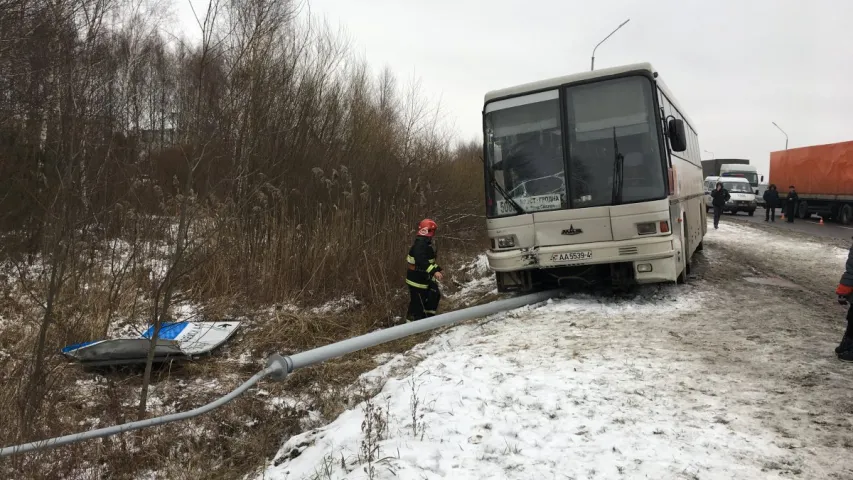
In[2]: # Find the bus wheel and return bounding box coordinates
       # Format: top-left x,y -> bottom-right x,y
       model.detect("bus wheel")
677,213 -> 689,284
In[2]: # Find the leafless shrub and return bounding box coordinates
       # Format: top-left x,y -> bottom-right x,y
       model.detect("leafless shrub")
409,374 -> 427,440
0,0 -> 486,476
359,393 -> 388,480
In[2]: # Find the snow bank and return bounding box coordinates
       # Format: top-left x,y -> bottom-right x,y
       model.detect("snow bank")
261,285 -> 799,479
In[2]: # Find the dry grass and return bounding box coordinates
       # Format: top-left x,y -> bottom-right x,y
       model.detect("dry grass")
0,236 -> 489,479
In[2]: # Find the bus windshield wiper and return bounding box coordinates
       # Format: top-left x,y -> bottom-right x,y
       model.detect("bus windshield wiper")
491,177 -> 526,215
611,126 -> 624,205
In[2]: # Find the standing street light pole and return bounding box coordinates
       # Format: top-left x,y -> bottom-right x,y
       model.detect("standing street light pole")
591,19 -> 630,71
771,121 -> 788,150
704,150 -> 715,160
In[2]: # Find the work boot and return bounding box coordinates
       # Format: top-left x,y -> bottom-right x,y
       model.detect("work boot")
839,349 -> 853,362
836,336 -> 852,354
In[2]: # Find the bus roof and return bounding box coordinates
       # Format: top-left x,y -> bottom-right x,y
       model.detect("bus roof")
483,62 -> 696,132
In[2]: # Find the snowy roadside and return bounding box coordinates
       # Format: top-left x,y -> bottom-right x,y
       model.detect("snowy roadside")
259,223 -> 853,480
705,221 -> 848,294
261,288 -> 780,480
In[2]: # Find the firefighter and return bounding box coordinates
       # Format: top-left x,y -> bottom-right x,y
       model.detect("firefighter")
406,219 -> 443,321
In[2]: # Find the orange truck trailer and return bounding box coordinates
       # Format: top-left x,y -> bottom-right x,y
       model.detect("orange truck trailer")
769,140 -> 853,224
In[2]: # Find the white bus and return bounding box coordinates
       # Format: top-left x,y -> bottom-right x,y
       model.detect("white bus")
482,62 -> 706,292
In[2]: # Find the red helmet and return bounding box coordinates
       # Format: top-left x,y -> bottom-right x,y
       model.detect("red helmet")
417,218 -> 437,237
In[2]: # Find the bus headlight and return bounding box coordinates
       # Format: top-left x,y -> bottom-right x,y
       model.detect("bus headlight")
637,263 -> 653,273
494,235 -> 516,248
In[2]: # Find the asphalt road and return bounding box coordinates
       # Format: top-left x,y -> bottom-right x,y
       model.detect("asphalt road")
721,206 -> 853,242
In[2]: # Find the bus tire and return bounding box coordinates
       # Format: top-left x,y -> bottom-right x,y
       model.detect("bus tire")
677,213 -> 689,284
677,260 -> 689,284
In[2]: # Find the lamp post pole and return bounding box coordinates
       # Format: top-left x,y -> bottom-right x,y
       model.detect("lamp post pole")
771,121 -> 788,150
591,19 -> 630,71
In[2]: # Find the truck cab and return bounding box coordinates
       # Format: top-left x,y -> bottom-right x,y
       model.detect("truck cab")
719,164 -> 762,194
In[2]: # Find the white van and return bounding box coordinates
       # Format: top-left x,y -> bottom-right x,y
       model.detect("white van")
755,183 -> 769,206
704,176 -> 757,216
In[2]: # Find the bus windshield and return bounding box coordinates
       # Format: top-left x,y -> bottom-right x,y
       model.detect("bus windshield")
565,76 -> 665,208
484,91 -> 566,216
484,75 -> 666,217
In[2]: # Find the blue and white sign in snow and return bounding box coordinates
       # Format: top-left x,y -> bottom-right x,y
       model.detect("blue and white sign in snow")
61,321 -> 241,367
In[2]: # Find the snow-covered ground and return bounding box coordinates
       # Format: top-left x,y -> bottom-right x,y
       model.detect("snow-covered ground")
260,221 -> 853,480
446,254 -> 497,306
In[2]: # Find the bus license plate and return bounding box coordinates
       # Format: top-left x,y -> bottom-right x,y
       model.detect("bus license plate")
551,251 -> 593,262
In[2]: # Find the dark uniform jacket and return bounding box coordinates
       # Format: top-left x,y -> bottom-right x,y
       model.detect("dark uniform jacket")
838,241 -> 853,297
763,189 -> 780,207
711,188 -> 730,208
786,191 -> 799,206
406,236 -> 441,289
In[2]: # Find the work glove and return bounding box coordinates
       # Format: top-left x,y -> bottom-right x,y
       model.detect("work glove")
839,295 -> 849,306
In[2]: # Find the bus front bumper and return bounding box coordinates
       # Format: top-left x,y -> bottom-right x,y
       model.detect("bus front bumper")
486,236 -> 678,284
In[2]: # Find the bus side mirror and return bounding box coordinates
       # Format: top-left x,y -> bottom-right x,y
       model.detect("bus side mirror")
760,175 -> 765,182
667,118 -> 687,152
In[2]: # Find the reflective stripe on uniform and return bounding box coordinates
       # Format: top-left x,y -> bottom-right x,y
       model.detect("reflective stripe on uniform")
426,264 -> 438,273
428,259 -> 436,264
424,310 -> 436,314
406,279 -> 429,289
406,255 -> 416,264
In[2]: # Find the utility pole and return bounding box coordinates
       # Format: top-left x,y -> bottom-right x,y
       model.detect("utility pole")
591,19 -> 630,71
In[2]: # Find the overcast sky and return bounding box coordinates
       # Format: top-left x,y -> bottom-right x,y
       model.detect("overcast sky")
178,0 -> 853,179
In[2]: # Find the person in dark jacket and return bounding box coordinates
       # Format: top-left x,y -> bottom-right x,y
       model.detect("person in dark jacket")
834,239 -> 853,361
405,218 -> 443,321
763,184 -> 780,222
785,185 -> 799,223
710,182 -> 730,229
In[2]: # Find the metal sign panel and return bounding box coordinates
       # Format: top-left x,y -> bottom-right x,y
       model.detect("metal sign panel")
61,321 -> 241,366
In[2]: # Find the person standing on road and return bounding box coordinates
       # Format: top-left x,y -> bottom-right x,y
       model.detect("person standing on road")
710,182 -> 730,230
405,218 -> 443,321
785,185 -> 799,223
834,238 -> 853,361
763,184 -> 780,222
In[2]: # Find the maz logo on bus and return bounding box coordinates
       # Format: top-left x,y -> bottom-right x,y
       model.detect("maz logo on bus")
561,225 -> 583,235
